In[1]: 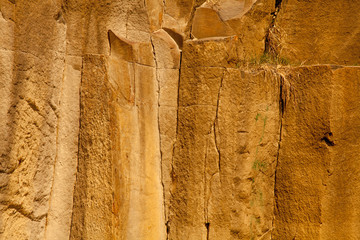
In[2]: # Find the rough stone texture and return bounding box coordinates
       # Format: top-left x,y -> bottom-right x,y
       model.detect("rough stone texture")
151,28 -> 181,231
1,0 -> 360,239
70,55 -> 113,240
45,56 -> 81,240
191,0 -> 274,58
273,0 -> 360,65
209,68 -> 280,240
273,66 -> 360,240
169,59 -> 281,239
70,32 -> 166,240
320,67 -> 360,240
0,1 -> 68,239
192,7 -> 236,39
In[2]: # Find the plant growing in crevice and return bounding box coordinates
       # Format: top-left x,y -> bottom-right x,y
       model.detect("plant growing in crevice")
248,50 -> 290,66
258,0 -> 290,66
259,52 -> 290,65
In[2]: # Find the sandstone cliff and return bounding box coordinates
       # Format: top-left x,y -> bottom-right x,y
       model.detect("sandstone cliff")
0,0 -> 359,239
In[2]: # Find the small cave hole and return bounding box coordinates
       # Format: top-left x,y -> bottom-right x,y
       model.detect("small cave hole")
321,132 -> 335,146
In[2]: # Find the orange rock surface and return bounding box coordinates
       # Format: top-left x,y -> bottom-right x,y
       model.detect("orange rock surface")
0,0 -> 359,239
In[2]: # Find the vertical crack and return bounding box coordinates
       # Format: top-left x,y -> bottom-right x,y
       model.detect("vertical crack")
204,132 -> 209,229
150,37 -> 168,239
151,36 -> 183,240
69,57 -> 84,238
205,222 -> 210,240
214,70 -> 225,174
271,75 -> 286,239
264,0 -> 284,58
171,51 -> 182,169
162,0 -> 166,26
167,49 -> 182,240
204,68 -> 225,240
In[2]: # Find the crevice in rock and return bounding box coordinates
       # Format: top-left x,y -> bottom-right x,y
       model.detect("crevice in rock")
214,121 -> 221,173
205,222 -> 210,240
107,31 -> 112,54
69,57 -> 84,238
275,0 -> 283,9
203,131 -> 213,235
214,70 -> 225,174
321,132 -> 335,146
169,47 -> 182,240
264,0 -> 284,58
166,41 -> 182,240
271,75 -> 286,239
204,132 -> 208,227
165,220 -> 170,238
150,36 -> 169,240
203,70 -> 224,233
279,76 -> 286,115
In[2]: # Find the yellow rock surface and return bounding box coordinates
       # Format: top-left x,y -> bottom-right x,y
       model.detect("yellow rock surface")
1,0 -> 360,239
274,66 -> 360,240
273,0 -> 360,65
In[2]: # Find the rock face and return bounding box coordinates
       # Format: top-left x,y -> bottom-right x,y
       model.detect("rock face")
273,66 -> 360,240
0,0 -> 359,239
272,0 -> 360,65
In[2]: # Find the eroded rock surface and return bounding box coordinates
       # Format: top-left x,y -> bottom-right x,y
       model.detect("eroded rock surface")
0,0 -> 360,239
270,0 -> 360,65
274,66 -> 360,240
